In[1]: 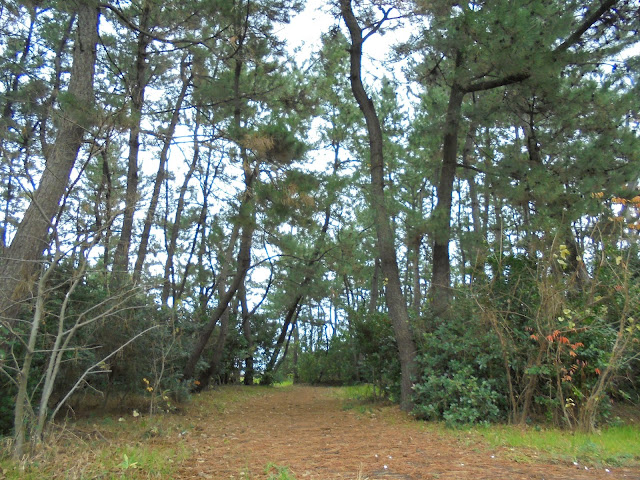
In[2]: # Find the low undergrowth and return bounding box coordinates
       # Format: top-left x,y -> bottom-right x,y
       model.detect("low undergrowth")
474,423 -> 640,467
340,384 -> 640,468
0,386 -> 266,479
1,384 -> 638,479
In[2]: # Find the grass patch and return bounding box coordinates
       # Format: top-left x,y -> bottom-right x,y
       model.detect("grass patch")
334,384 -> 377,402
265,463 -> 297,480
334,384 -> 396,420
274,378 -> 294,388
194,384 -> 268,415
0,413 -> 191,479
473,423 -> 640,467
332,385 -> 640,468
0,385 -> 269,479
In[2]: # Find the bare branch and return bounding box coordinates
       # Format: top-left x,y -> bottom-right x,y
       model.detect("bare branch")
362,8 -> 393,42
99,3 -> 230,49
50,325 -> 160,421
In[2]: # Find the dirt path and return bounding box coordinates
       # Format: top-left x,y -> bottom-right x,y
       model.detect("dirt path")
177,386 -> 639,480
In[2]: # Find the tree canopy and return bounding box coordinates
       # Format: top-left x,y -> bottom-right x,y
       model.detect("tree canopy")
1,0 -> 639,455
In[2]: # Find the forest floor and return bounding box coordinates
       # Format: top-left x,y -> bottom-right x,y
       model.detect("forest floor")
176,385 -> 640,480
3,384 -> 640,479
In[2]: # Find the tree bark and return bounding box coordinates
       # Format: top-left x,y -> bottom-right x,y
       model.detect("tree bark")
460,121 -> 483,281
111,1 -> 151,284
182,223 -> 253,381
194,210 -> 246,388
369,257 -> 380,313
239,283 -> 254,385
196,299 -> 233,389
160,111 -> 202,304
96,148 -> 114,283
292,323 -> 300,383
430,76 -> 464,317
264,294 -> 302,376
133,59 -> 192,283
407,189 -> 425,313
340,0 -> 417,411
13,254 -> 58,459
0,0 -> 99,322
182,168 -> 256,380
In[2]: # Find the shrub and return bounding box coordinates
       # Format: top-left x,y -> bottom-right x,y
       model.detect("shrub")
413,366 -> 502,426
412,296 -> 508,426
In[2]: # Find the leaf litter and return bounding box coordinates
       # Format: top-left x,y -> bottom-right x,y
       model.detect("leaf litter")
176,385 -> 640,479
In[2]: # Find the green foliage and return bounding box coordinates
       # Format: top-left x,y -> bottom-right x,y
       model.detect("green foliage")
292,310 -> 402,400
296,335 -> 358,385
265,463 -> 297,480
412,301 -> 507,426
413,366 -> 502,427
468,235 -> 640,430
476,424 -> 640,467
1,0 -> 639,446
334,383 -> 377,402
0,260 -> 193,442
0,382 -> 15,435
350,311 -> 402,400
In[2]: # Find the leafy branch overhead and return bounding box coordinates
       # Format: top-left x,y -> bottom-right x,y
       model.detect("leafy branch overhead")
0,0 -> 639,459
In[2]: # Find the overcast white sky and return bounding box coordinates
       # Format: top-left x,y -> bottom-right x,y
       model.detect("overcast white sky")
276,2 -> 412,85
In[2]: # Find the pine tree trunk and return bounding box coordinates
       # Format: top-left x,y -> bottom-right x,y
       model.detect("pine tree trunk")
96,149 -> 114,283
240,284 -> 254,385
461,122 -> 483,279
111,1 -> 151,284
369,257 -> 380,313
430,77 -> 464,317
182,179 -> 255,380
264,191 -> 333,377
340,0 -> 417,411
133,61 -> 192,283
197,302 -> 232,389
409,235 -> 422,313
161,112 -> 202,305
0,1 -> 99,322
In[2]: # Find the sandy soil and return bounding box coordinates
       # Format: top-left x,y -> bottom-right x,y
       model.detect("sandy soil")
177,385 -> 640,480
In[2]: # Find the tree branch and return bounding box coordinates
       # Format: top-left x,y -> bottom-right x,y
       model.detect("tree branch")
464,0 -> 619,93
555,0 -> 619,53
99,3 -> 230,48
464,72 -> 531,93
363,8 -> 393,42
50,325 -> 160,422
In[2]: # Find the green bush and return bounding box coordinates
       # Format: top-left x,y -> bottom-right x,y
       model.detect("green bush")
296,334 -> 358,385
350,311 -> 401,400
413,366 -> 502,426
412,297 -> 508,426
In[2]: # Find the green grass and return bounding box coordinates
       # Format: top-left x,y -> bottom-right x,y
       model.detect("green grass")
334,383 -> 377,402
274,378 -> 294,388
334,384 -> 388,418
3,384 -> 638,477
0,421 -> 191,480
332,385 -> 640,468
0,385 -> 269,479
473,423 -> 640,466
109,443 -> 191,476
265,463 -> 297,480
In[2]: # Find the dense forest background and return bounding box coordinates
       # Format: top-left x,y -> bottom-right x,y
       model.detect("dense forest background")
1,0 -> 639,457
